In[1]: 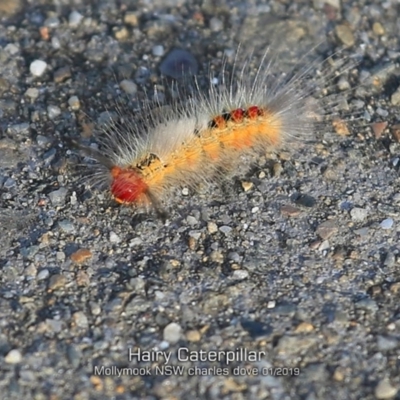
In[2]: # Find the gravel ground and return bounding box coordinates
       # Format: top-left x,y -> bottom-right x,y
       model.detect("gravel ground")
1,0 -> 400,399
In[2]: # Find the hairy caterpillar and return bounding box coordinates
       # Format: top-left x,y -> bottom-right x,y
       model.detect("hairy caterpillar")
69,45 -> 359,219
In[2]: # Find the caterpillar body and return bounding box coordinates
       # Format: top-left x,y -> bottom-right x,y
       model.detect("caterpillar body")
71,46 -> 357,217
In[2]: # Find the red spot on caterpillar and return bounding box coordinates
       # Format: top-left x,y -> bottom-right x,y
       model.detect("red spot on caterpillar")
110,166 -> 148,204
231,108 -> 244,123
247,106 -> 262,119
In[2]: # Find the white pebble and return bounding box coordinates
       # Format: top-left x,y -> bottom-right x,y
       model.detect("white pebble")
5,349 -> 22,364
37,269 -> 50,280
232,270 -> 249,280
207,222 -> 218,234
69,10 -> 84,27
350,207 -> 368,221
380,218 -> 394,230
109,231 -> 121,243
219,225 -> 232,234
267,300 -> 276,309
209,17 -> 223,32
51,37 -> 61,50
25,88 -> 39,99
163,322 -> 182,344
68,96 -> 80,110
152,45 -> 164,57
375,379 -> 398,399
47,105 -> 61,119
30,60 -> 47,77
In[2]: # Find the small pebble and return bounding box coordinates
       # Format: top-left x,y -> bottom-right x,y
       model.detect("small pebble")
114,27 -> 129,40
293,193 -> 316,208
69,10 -> 83,26
130,237 -> 143,246
5,349 -> 22,364
59,219 -> 74,233
354,227 -> 369,236
372,22 -> 385,36
152,45 -> 164,57
188,230 -> 201,240
4,43 -> 19,55
337,77 -> 350,91
335,24 -> 355,47
160,49 -> 198,79
109,231 -> 121,243
186,215 -> 198,225
241,181 -> 253,192
36,135 -> 51,146
7,122 -> 30,135
392,124 -> 400,142
47,105 -> 61,119
209,17 -> 223,31
72,311 -> 89,329
372,122 -> 388,139
45,319 -> 63,333
281,204 -> 301,217
51,36 -> 61,50
350,207 -> 368,222
375,379 -> 398,399
124,11 -> 138,26
207,222 -> 218,234
44,16 -> 60,28
163,322 -> 182,344
332,118 -> 350,136
119,79 -> 137,95
391,86 -> 400,106
316,220 -> 338,240
68,96 -> 80,110
377,335 -> 398,351
24,264 -> 36,277
3,178 -> 16,188
48,274 -> 67,290
48,187 -> 68,204
186,330 -> 201,342
90,302 -> 101,316
295,322 -> 315,333
25,88 -> 39,99
30,60 -> 47,77
53,66 -> 71,83
276,335 -> 318,355
70,249 -> 92,264
232,270 -> 249,280
380,218 -> 393,230
37,269 -> 50,280
219,225 -> 232,235
267,300 -> 276,308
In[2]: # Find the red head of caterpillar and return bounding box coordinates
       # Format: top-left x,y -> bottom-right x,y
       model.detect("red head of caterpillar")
110,166 -> 148,204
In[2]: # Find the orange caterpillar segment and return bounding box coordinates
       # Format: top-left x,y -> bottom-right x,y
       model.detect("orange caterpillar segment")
201,133 -> 222,161
110,166 -> 148,204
